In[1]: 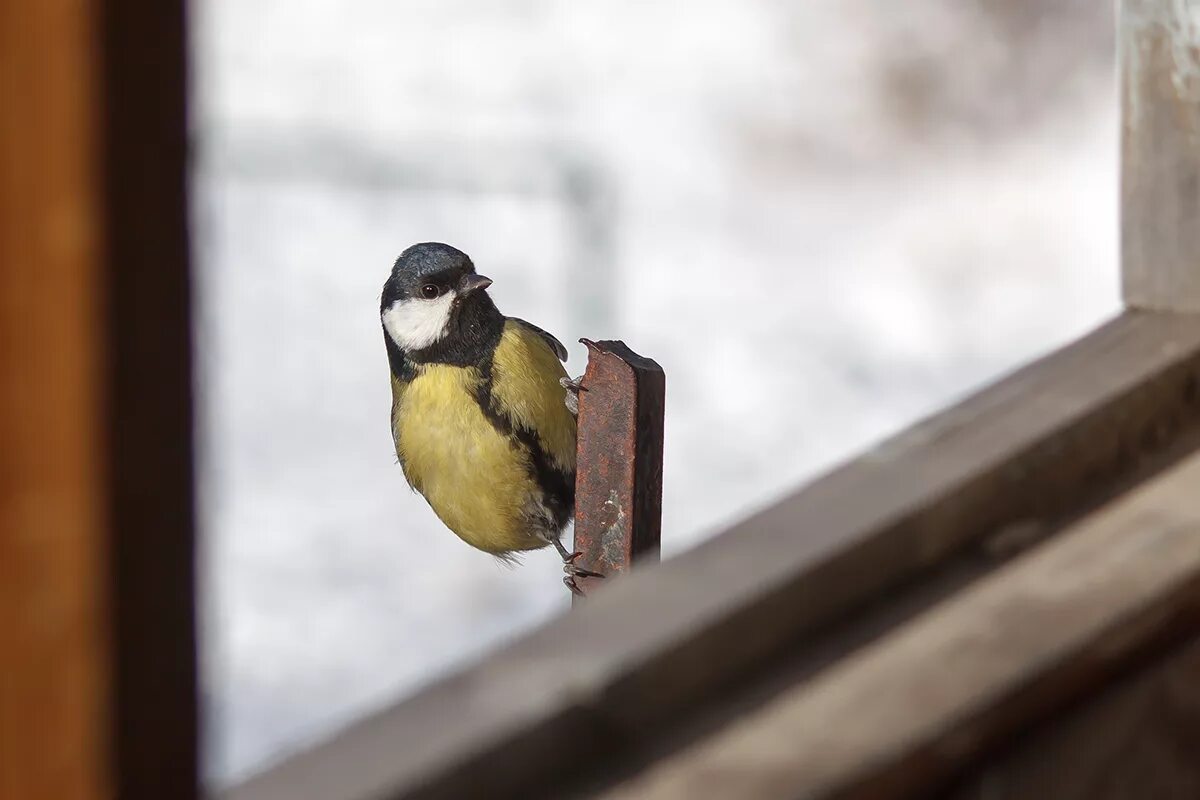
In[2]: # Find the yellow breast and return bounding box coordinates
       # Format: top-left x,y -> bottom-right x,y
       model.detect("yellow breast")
390,321 -> 577,555
392,364 -> 539,553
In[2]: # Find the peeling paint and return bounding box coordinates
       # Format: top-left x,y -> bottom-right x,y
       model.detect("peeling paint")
1167,0 -> 1200,98
602,490 -> 627,536
1128,0 -> 1200,102
1123,0 -> 1200,125
594,490 -> 629,568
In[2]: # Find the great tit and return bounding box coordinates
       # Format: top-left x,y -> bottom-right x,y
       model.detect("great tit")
381,242 -> 601,593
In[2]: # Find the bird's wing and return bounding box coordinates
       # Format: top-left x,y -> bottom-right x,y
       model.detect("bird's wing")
506,317 -> 568,362
491,320 -> 576,473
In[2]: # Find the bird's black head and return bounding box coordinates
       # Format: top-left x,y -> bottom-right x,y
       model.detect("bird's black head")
381,243 -> 504,372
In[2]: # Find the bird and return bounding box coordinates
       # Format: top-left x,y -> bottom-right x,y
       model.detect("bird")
380,242 -> 601,594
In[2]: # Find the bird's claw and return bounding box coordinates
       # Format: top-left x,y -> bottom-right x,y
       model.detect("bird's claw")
562,550 -> 605,597
560,376 -> 585,416
563,551 -> 605,578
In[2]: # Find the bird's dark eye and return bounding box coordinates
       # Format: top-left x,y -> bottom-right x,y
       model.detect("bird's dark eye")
420,284 -> 440,299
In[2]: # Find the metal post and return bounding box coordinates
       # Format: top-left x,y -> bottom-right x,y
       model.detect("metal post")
571,339 -> 665,601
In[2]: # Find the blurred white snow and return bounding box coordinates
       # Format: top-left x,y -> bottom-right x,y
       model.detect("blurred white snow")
191,0 -> 1120,784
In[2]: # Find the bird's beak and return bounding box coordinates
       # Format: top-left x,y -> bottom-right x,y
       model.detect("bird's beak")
458,274 -> 493,295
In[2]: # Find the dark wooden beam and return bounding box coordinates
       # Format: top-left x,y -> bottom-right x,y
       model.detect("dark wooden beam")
225,310 -> 1200,800
98,1 -> 198,798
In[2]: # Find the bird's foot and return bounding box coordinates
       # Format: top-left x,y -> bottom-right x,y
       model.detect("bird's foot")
561,550 -> 604,597
560,376 -> 585,416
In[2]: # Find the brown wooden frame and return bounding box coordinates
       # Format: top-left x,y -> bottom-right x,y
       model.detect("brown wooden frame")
1,1 -> 196,798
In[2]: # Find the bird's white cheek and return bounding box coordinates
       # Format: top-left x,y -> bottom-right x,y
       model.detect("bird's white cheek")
382,293 -> 456,351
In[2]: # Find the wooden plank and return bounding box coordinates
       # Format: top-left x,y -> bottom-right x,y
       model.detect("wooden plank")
948,635 -> 1200,800
603,449 -> 1200,800
0,1 -> 196,799
226,310 -> 1200,800
1121,0 -> 1200,310
98,2 -> 199,798
0,1 -> 108,798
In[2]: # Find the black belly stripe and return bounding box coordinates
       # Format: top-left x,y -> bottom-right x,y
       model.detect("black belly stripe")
472,356 -> 575,529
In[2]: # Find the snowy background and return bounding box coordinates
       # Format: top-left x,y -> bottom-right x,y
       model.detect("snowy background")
191,0 -> 1121,785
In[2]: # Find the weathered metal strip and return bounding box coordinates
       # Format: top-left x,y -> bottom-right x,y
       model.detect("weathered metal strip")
571,339 -> 665,600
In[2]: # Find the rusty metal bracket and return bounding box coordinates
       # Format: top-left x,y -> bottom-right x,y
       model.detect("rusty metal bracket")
571,339 -> 665,601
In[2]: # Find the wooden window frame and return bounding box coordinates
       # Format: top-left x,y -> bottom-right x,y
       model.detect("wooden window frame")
2,2 -> 195,799
7,2 -> 1199,799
